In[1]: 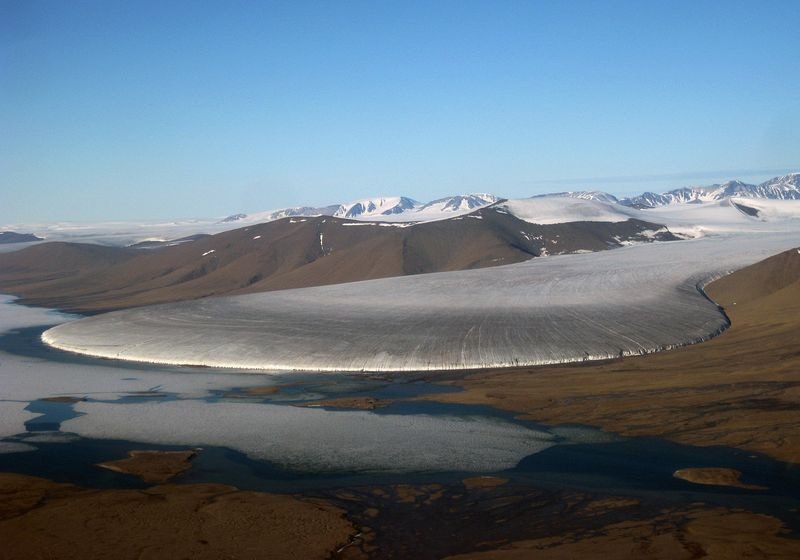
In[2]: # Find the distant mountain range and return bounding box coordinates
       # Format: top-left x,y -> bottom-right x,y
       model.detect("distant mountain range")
0,231 -> 43,244
4,173 -> 798,311
526,173 -> 800,209
0,199 -> 681,312
618,173 -> 800,208
220,174 -> 800,225
1,173 -> 796,251
530,191 -> 621,205
221,194 -> 501,224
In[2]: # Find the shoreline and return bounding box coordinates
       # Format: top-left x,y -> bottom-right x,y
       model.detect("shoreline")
421,247 -> 800,463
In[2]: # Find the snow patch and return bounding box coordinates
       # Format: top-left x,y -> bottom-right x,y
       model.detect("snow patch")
502,197 -> 637,224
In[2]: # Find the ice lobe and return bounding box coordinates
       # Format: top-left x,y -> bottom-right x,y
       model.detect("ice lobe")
63,400 -> 554,473
42,232 -> 800,372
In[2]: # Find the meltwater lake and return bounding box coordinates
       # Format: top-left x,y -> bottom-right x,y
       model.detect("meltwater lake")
1,294 -> 800,534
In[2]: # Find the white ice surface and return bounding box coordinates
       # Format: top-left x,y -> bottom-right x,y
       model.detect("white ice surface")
0,294 -> 80,335
0,401 -> 40,439
0,297 -> 69,443
730,197 -> 800,220
0,297 -> 563,472
62,399 -> 556,473
344,196 -> 500,223
635,199 -> 768,236
0,219 -> 240,248
16,431 -> 80,444
0,341 -> 271,448
0,346 -> 271,403
502,196 -> 800,235
42,232 -> 800,372
0,297 -> 576,472
501,197 -> 640,224
0,296 -> 273,404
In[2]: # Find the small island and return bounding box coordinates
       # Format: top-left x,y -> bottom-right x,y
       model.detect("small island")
673,468 -> 767,490
98,450 -> 199,484
301,396 -> 392,410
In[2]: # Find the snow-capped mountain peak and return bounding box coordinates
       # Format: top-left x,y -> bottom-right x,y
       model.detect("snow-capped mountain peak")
218,172 -> 800,226
418,193 -> 501,213
532,191 -> 620,204
220,205 -> 339,224
619,174 -> 800,208
219,193 -> 502,225
332,197 -> 419,219
757,172 -> 800,194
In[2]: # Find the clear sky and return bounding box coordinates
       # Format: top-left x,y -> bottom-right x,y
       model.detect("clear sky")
2,0 -> 799,223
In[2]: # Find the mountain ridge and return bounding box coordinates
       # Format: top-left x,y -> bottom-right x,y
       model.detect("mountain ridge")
619,173 -> 800,208
0,207 -> 677,313
219,173 -> 799,225
221,193 -> 502,225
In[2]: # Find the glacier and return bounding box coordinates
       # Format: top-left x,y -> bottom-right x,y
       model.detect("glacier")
42,231 -> 800,373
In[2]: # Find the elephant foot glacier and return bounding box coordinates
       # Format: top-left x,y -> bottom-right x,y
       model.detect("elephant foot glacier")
42,232 -> 799,373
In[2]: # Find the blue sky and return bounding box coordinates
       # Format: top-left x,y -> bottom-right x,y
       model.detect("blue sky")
2,0 -> 798,222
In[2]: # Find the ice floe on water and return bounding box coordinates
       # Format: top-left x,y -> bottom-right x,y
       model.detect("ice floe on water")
0,294 -> 79,335
17,431 -> 81,444
0,296 -> 276,447
0,298 -> 558,471
42,232 -> 800,372
0,295 -> 274,403
0,441 -> 36,454
0,346 -> 272,403
0,344 -> 268,453
0,401 -> 40,439
62,400 -> 555,473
